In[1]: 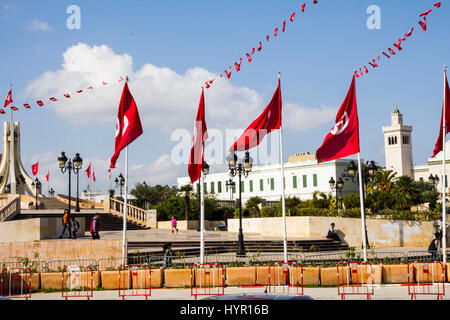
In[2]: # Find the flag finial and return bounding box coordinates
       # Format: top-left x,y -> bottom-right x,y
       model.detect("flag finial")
394,103 -> 399,114
126,76 -> 129,83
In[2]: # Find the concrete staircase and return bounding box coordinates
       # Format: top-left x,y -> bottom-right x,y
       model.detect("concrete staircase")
38,197 -> 68,209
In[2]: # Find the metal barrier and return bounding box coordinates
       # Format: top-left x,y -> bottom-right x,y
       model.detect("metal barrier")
98,257 -> 124,271
0,267 -> 32,300
118,264 -> 151,300
337,262 -> 374,300
268,262 -> 303,295
407,261 -> 445,300
191,263 -> 224,300
62,265 -> 94,300
46,259 -> 98,273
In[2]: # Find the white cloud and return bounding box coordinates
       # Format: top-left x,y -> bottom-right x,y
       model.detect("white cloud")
27,19 -> 52,31
129,154 -> 184,186
24,43 -> 335,133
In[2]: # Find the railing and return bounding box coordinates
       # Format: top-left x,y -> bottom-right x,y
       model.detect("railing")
109,197 -> 149,227
0,195 -> 20,222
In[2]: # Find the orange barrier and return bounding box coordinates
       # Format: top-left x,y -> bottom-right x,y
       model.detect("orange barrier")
337,262 -> 374,300
62,265 -> 94,300
408,261 -> 445,300
268,262 -> 303,296
118,264 -> 151,300
191,263 -> 224,300
0,267 -> 32,300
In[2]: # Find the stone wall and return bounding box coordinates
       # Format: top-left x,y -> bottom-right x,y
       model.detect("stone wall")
0,238 -> 123,261
227,216 -> 445,248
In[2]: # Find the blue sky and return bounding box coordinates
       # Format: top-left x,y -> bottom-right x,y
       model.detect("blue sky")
0,0 -> 449,195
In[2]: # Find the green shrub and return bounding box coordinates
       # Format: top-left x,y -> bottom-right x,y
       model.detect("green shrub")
260,206 -> 277,217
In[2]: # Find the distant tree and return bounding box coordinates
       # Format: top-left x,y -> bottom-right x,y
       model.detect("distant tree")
246,197 -> 262,217
342,193 -> 361,209
391,176 -> 421,210
179,184 -> 193,221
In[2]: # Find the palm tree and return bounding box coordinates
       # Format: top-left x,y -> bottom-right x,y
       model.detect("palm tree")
367,169 -> 396,194
179,184 -> 193,221
391,176 -> 421,210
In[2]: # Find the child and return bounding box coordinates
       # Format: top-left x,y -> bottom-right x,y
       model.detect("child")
171,216 -> 178,233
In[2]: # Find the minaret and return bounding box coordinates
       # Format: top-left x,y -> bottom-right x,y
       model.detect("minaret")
382,105 -> 413,177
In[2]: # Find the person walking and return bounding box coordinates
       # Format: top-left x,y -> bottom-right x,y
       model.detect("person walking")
171,216 -> 178,233
69,217 -> 80,239
59,209 -> 70,239
163,243 -> 174,268
90,214 -> 100,239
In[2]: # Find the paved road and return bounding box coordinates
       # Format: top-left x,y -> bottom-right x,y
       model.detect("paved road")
27,284 -> 450,300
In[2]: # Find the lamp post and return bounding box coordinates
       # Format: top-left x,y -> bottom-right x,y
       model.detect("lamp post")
58,152 -> 83,215
49,188 -> 55,198
342,159 -> 378,249
428,174 -> 440,189
115,173 -> 125,200
31,178 -> 41,210
74,154 -> 82,212
329,177 -> 344,210
227,151 -> 252,257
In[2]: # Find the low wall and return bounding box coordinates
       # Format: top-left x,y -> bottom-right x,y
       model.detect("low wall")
0,217 -> 85,242
157,220 -> 224,230
227,216 -> 446,248
0,238 -> 124,261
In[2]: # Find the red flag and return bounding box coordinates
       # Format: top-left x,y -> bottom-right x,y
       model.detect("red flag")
77,90 -> 83,93
316,75 -> 360,163
290,12 -> 295,22
102,81 -> 108,85
230,78 -> 281,151
246,53 -> 252,63
302,3 -> 306,12
119,77 -> 124,82
257,42 -> 262,51
188,88 -> 208,183
405,27 -> 414,37
36,100 -> 44,106
46,170 -> 49,182
432,69 -> 450,158
225,67 -> 232,79
85,163 -> 91,178
0,109 -> 4,114
23,103 -> 31,109
282,20 -> 286,32
11,106 -> 18,111
4,89 -> 12,107
64,94 -> 70,98
266,35 -> 270,41
32,162 -> 39,176
93,171 -> 96,182
419,9 -> 432,17
87,86 -> 93,90
274,28 -> 278,37
110,82 -> 143,169
234,58 -> 242,72
434,2 -> 441,8
419,16 -> 427,31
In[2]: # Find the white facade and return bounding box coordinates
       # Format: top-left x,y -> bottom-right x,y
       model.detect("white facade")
177,155 -> 360,204
382,106 -> 413,177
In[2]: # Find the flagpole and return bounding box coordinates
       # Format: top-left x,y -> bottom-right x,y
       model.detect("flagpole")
122,146 -> 129,265
278,72 -> 288,263
442,65 -> 447,263
9,83 -> 16,194
200,169 -> 205,264
357,153 -> 368,262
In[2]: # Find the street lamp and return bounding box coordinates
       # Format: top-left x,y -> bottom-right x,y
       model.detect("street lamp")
342,159 -> 378,249
226,178 -> 235,201
227,150 -> 252,257
115,173 -> 125,199
73,153 -> 82,212
31,177 -> 41,210
58,151 -> 83,215
329,177 -> 344,210
428,174 -> 440,188
49,188 -> 55,197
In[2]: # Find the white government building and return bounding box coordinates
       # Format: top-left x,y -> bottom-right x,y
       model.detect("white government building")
177,106 -> 449,203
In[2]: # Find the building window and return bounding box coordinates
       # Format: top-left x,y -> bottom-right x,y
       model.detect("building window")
249,180 -> 253,192
302,175 -> 307,188
196,183 -> 200,193
402,136 -> 410,144
240,181 -> 244,193
394,136 -> 397,144
293,176 -> 297,189
233,184 -> 236,193
313,174 -> 318,187
210,182 -> 214,194
204,182 -> 207,192
260,179 -> 264,191
270,178 -> 275,190
218,181 -> 222,193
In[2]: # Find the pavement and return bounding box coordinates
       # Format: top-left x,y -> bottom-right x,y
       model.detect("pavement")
26,284 -> 450,300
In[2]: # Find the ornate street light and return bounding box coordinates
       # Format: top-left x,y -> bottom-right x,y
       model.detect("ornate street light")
49,188 -> 55,197
329,177 -> 345,210
342,159 -> 378,249
227,151 -> 253,257
115,173 -> 125,199
428,174 -> 440,188
31,177 -> 41,210
58,151 -> 83,215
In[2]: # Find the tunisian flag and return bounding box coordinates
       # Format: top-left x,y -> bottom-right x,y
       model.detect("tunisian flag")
316,75 -> 360,163
432,69 -> 450,158
92,171 -> 96,182
230,78 -> 281,151
85,163 -> 91,178
188,88 -> 208,183
110,82 -> 143,169
4,89 -> 12,107
31,162 -> 39,176
46,170 -> 49,182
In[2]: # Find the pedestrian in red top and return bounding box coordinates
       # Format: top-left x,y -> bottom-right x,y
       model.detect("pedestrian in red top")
171,216 -> 178,233
90,214 -> 100,239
